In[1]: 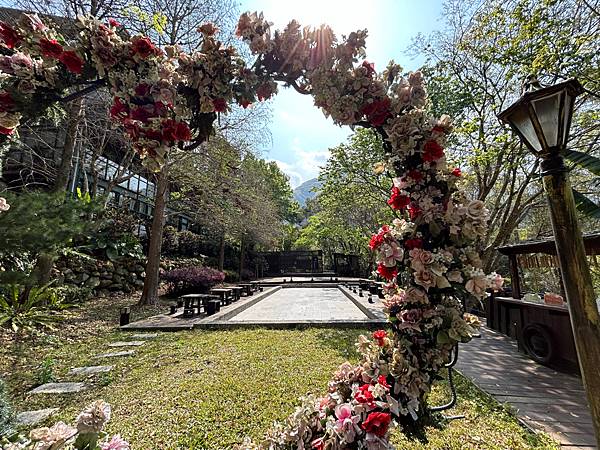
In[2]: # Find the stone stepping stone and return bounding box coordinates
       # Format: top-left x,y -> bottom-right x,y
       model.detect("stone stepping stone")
68,365 -> 113,376
107,341 -> 145,347
28,382 -> 86,395
16,408 -> 59,426
95,350 -> 135,358
129,333 -> 159,339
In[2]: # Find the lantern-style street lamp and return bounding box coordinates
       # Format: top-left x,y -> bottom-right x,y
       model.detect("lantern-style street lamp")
499,78 -> 600,446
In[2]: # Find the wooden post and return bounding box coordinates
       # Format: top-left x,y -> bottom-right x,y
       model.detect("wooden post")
542,156 -> 600,446
508,254 -> 521,299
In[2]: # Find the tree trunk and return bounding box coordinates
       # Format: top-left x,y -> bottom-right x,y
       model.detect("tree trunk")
52,99 -> 83,194
238,236 -> 245,281
218,233 -> 225,271
542,162 -> 600,446
139,165 -> 169,305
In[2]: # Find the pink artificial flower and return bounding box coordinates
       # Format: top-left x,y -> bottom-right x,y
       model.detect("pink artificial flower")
0,197 -> 10,212
334,403 -> 359,443
101,435 -> 130,450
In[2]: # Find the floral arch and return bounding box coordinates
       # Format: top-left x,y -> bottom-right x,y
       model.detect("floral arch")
0,11 -> 502,449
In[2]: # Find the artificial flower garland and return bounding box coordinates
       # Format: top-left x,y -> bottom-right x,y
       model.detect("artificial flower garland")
0,11 -> 503,449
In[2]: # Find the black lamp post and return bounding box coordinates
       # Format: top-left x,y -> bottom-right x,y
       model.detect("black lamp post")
499,78 -> 600,445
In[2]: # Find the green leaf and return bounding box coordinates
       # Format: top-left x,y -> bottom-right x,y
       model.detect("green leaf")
564,150 -> 600,176
436,330 -> 451,344
153,12 -> 167,35
573,189 -> 600,219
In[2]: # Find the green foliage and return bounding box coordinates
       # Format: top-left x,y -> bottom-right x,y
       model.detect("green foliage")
0,191 -> 98,285
81,205 -> 143,262
34,358 -> 57,385
573,189 -> 600,219
0,284 -> 62,333
565,150 -> 600,177
295,129 -> 393,270
162,226 -> 205,257
0,378 -> 13,438
52,285 -> 94,305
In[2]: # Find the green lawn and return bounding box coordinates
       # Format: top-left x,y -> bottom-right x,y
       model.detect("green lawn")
1,297 -> 558,449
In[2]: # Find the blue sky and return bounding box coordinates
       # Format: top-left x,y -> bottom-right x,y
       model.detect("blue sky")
240,0 -> 445,187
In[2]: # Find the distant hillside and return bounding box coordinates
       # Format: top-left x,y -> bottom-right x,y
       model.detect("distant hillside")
293,178 -> 322,206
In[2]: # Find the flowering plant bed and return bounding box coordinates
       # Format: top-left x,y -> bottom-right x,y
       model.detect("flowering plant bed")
0,10 -> 504,448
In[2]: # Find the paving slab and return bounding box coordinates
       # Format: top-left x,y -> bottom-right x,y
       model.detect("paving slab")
107,340 -> 145,347
68,365 -> 113,376
28,382 -> 86,395
129,333 -> 159,339
457,326 -> 595,448
229,287 -> 367,322
95,350 -> 135,358
16,408 -> 59,426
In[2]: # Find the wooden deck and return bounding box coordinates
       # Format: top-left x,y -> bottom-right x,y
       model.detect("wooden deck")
457,326 -> 596,449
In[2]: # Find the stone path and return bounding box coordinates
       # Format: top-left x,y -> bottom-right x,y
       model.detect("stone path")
230,287 -> 367,322
107,340 -> 145,347
15,408 -> 59,426
457,326 -> 596,449
68,365 -> 113,376
19,332 -> 160,427
28,382 -> 86,395
95,350 -> 136,358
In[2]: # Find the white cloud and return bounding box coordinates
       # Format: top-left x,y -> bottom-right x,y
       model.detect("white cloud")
272,138 -> 331,188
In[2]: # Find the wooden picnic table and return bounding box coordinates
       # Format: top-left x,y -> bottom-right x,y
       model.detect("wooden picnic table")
238,283 -> 253,296
179,293 -> 221,316
230,286 -> 244,301
250,281 -> 260,291
210,288 -> 233,305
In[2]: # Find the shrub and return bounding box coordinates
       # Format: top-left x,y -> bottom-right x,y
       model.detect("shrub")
223,270 -> 238,282
0,284 -> 62,333
52,285 -> 94,304
241,269 -> 255,281
162,266 -> 225,295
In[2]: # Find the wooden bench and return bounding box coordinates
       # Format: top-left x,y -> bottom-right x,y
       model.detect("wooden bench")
250,281 -> 261,292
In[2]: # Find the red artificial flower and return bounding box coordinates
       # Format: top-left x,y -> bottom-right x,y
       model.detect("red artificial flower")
372,329 -> 387,346
153,101 -> 169,117
39,38 -> 63,58
256,83 -> 274,101
407,169 -> 423,182
377,375 -> 391,390
0,22 -> 21,48
404,238 -> 423,250
408,203 -> 421,220
387,186 -> 410,210
311,438 -> 324,450
108,18 -> 121,27
0,92 -> 15,112
0,126 -> 14,135
369,233 -> 384,250
362,412 -> 391,437
59,51 -> 84,74
110,97 -> 129,118
123,120 -> 141,140
452,167 -> 462,177
361,97 -> 391,127
422,140 -> 444,162
212,98 -> 227,113
377,263 -> 397,281
131,37 -> 157,58
135,83 -> 151,97
354,384 -> 376,407
362,60 -> 376,77
432,125 -> 445,134
144,128 -> 163,142
239,99 -> 252,109
131,106 -> 154,123
175,122 -> 191,141
161,119 -> 179,142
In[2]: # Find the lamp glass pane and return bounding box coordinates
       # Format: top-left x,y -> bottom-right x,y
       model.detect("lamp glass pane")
532,92 -> 561,148
561,92 -> 573,146
510,105 -> 542,152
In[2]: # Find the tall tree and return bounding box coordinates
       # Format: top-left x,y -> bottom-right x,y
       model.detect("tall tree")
295,129 -> 394,272
410,0 -> 599,271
